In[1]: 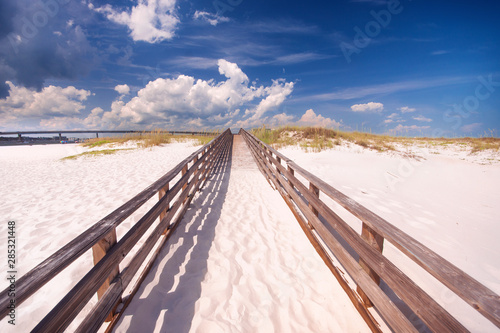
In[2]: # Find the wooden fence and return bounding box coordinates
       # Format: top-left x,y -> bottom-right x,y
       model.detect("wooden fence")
240,128 -> 500,333
0,129 -> 233,332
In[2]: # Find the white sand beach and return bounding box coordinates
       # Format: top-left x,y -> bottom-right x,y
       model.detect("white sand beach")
0,138 -> 499,332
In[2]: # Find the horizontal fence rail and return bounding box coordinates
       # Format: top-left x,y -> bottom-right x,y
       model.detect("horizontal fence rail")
240,128 -> 500,333
0,129 -> 233,332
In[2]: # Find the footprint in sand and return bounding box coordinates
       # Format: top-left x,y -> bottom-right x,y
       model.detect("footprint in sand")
40,242 -> 53,252
30,228 -> 50,238
359,188 -> 378,199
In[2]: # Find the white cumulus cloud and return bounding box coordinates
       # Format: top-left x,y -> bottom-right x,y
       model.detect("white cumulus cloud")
389,124 -> 430,134
413,115 -> 432,122
94,0 -> 179,43
298,109 -> 341,128
84,107 -> 105,128
97,59 -> 293,128
247,79 -> 294,121
350,102 -> 384,113
398,106 -> 416,113
115,84 -> 130,95
384,112 -> 405,124
272,112 -> 295,125
1,60 -> 293,131
0,81 -> 90,128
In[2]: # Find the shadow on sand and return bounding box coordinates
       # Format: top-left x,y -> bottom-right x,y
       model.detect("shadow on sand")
122,141 -> 232,333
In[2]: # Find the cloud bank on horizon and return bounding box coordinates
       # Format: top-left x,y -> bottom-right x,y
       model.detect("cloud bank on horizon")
0,0 -> 498,136
0,60 -> 299,130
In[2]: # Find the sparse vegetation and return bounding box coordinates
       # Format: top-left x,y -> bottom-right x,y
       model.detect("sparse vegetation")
65,130 -> 218,160
81,129 -> 218,150
250,126 -> 500,154
62,149 -> 133,160
468,137 -> 500,154
138,129 -> 172,148
195,136 -> 214,146
251,126 -> 397,152
83,139 -> 113,148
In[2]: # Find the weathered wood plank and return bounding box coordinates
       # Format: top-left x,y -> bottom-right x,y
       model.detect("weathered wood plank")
75,277 -> 123,333
91,228 -> 120,321
308,183 -> 319,230
159,183 -> 170,234
358,223 -> 384,307
92,229 -> 119,300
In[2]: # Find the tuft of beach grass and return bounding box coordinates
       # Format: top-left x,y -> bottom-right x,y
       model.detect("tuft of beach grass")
81,129 -> 218,150
61,149 -> 134,160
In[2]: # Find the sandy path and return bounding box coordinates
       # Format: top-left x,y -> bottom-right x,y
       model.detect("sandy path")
114,135 -> 369,333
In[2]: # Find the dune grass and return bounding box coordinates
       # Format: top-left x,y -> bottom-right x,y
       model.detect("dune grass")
82,129 -> 218,149
416,136 -> 500,154
68,130 -> 218,160
62,149 -> 134,160
83,139 -> 114,148
251,126 -> 500,153
138,130 -> 172,148
251,126 -> 396,152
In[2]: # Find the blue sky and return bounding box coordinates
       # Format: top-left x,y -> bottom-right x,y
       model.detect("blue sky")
0,0 -> 499,136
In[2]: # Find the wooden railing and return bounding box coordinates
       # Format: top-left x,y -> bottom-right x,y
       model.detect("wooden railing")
240,128 -> 500,333
0,129 -> 233,332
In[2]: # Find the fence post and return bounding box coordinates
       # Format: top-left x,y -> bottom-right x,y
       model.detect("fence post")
192,154 -> 200,191
91,229 -> 120,321
182,165 -> 189,190
159,183 -> 170,234
286,165 -> 295,201
357,223 -> 385,307
308,183 -> 319,229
